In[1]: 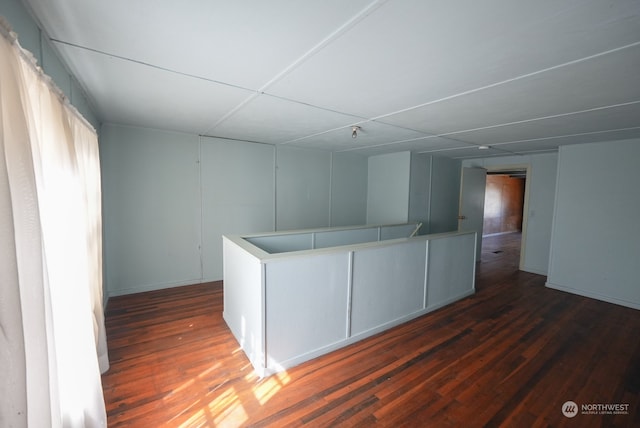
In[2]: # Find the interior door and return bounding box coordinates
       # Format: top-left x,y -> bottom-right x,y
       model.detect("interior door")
458,167 -> 487,261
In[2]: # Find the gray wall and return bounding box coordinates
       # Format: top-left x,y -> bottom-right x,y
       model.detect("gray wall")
100,125 -> 202,296
547,139 -> 640,309
408,153 -> 431,230
367,152 -> 411,224
1,0 -> 100,128
408,155 -> 462,235
101,131 -> 462,297
275,146 -> 331,230
463,152 -> 558,275
331,152 -> 368,227
430,156 -> 462,234
201,137 -> 275,281
368,152 -> 461,235
100,124 -> 369,296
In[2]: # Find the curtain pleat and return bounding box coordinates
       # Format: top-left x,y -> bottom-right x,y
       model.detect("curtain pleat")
0,19 -> 108,428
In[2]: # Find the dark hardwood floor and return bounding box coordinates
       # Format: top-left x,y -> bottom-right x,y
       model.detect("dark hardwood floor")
102,233 -> 640,427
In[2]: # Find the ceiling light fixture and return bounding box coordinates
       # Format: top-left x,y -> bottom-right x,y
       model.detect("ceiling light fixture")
478,145 -> 490,150
352,126 -> 361,139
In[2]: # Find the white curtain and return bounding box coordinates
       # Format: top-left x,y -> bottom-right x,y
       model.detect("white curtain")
0,19 -> 108,428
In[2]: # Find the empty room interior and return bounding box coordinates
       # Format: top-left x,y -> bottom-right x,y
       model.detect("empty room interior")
2,0 -> 639,427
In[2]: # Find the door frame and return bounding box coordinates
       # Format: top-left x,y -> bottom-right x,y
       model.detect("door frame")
484,164 -> 530,271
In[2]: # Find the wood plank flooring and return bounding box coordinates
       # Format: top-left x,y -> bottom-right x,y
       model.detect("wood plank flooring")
102,233 -> 640,427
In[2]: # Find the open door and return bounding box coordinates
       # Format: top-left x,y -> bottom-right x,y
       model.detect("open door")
458,167 -> 487,261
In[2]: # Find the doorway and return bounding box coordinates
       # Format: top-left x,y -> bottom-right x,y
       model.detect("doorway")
481,168 -> 528,270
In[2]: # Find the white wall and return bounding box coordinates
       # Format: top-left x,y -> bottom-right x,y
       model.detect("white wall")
547,139 -> 640,309
521,153 -> 557,274
408,153 -> 431,230
276,146 -> 331,230
101,124 -> 369,295
367,151 -> 411,224
331,152 -> 368,227
200,137 -> 275,281
100,124 -> 466,297
101,125 -> 202,296
463,152 -> 558,275
366,152 -> 460,233
430,156 -> 462,234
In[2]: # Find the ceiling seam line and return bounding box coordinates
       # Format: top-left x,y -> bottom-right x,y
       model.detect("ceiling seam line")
52,36 -> 637,150
276,113 -> 451,145
49,38 -> 373,137
204,91 -> 373,137
255,0 -> 390,94
367,40 -> 640,122
432,100 -> 640,137
205,0 -> 389,135
488,126 -> 640,147
201,93 -> 261,136
452,148 -> 559,159
417,145 -> 526,155
338,100 -> 640,152
263,93 -> 368,121
276,118 -> 437,145
244,38 -> 640,146
48,47 -> 417,142
338,139 -> 518,155
49,38 -> 261,95
340,125 -> 640,155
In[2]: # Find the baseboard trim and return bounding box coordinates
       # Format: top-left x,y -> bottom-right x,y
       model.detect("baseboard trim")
546,281 -> 640,310
107,278 -> 205,298
521,266 -> 548,276
482,231 -> 521,238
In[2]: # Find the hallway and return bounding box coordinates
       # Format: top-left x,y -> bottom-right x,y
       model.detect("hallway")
480,232 -> 523,270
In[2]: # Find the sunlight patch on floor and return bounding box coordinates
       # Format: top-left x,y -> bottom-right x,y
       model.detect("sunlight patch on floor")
164,362 -> 223,399
211,387 -> 249,427
175,386 -> 249,427
163,356 -> 291,426
253,370 -> 291,405
244,371 -> 259,382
